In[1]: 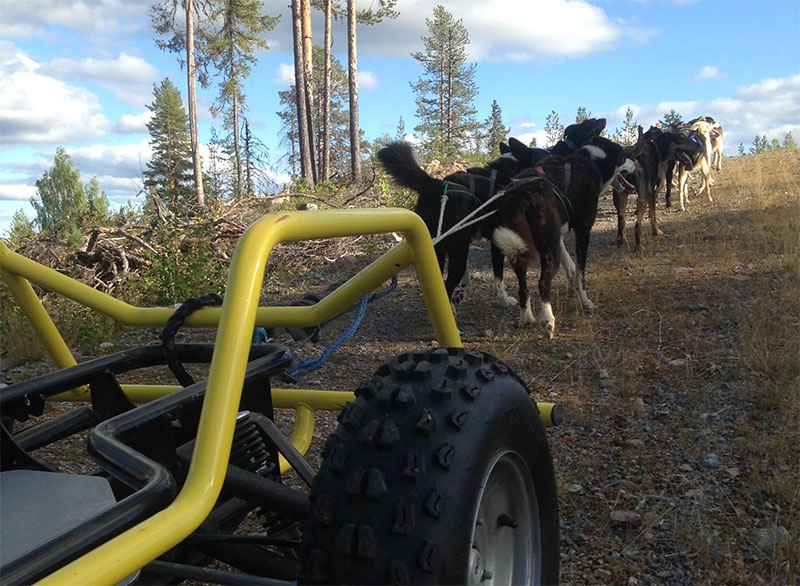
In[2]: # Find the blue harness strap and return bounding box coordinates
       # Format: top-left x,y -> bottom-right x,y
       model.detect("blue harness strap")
283,275 -> 398,381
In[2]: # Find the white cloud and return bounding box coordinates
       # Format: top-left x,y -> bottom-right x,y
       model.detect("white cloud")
69,140 -> 152,182
359,70 -> 378,90
115,112 -> 152,134
276,63 -> 295,86
463,0 -> 620,61
692,65 -> 724,81
348,0 -> 630,63
0,49 -> 111,144
0,0 -> 144,39
595,75 -> 800,153
39,52 -> 158,107
0,183 -> 36,201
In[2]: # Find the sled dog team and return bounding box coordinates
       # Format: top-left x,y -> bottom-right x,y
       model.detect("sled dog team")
377,116 -> 723,338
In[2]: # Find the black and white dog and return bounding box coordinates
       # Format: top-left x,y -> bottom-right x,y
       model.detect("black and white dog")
504,117 -> 608,165
376,142 -> 526,311
493,136 -> 637,337
376,118 -> 607,311
613,126 -> 703,248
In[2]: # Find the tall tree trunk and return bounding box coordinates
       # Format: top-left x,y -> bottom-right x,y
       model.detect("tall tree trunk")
232,93 -> 243,198
243,119 -> 253,196
347,0 -> 361,180
185,0 -> 205,208
301,0 -> 316,183
321,0 -> 332,181
292,0 -> 314,187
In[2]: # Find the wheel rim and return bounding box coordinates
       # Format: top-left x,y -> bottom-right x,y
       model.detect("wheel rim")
469,450 -> 540,585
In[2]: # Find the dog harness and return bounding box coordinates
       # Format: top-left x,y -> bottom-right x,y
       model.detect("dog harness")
509,166 -> 575,229
436,170 -> 498,238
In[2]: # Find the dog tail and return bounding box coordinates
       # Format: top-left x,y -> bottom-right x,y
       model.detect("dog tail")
376,141 -> 444,198
493,226 -> 528,264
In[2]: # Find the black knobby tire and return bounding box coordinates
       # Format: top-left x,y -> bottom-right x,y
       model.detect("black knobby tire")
301,347 -> 559,585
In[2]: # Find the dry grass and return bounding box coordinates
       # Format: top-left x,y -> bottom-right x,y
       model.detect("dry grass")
537,150 -> 800,584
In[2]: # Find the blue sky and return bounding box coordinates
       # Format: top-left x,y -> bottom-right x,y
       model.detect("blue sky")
1,0 -> 799,236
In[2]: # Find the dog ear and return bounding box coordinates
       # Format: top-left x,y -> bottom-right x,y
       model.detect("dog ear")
508,137 -> 531,160
499,142 -> 510,154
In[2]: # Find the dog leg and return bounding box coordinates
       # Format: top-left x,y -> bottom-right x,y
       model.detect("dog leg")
444,248 -> 469,307
701,160 -> 713,202
678,170 -> 689,211
613,188 -> 628,246
537,245 -> 560,338
494,278 -> 517,307
490,243 -> 517,306
558,233 -> 576,282
573,228 -> 594,314
634,195 -> 646,250
539,302 -> 555,339
452,271 -> 471,306
452,262 -> 472,305
648,191 -> 663,237
511,262 -> 535,327
521,297 -> 536,328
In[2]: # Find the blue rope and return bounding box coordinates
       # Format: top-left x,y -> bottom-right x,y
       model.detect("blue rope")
284,275 -> 398,381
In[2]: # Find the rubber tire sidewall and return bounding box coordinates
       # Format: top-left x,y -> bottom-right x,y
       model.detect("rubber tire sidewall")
301,347 -> 559,585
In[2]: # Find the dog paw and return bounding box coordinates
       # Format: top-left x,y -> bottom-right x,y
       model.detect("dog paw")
452,287 -> 466,305
496,294 -> 517,307
538,303 -> 555,335
520,308 -> 536,328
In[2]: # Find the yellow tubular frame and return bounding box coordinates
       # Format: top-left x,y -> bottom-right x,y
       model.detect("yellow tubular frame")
0,208 -> 554,585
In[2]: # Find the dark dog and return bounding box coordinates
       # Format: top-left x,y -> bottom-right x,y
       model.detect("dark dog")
492,136 -> 636,337
377,119 -> 607,312
613,126 -> 702,248
376,142 -> 525,311
501,117 -> 608,166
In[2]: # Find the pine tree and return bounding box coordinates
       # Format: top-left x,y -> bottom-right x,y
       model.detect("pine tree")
151,0 -> 208,207
613,106 -> 639,146
395,116 -> 406,141
291,0 -> 316,187
575,106 -> 591,124
7,209 -> 35,242
410,5 -> 480,159
750,135 -> 768,154
203,0 -> 279,199
544,111 -> 563,147
344,0 -> 398,179
737,143 -> 746,156
783,132 -> 797,150
660,109 -> 683,129
144,79 -> 195,211
277,46 -> 350,179
484,99 -> 509,155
